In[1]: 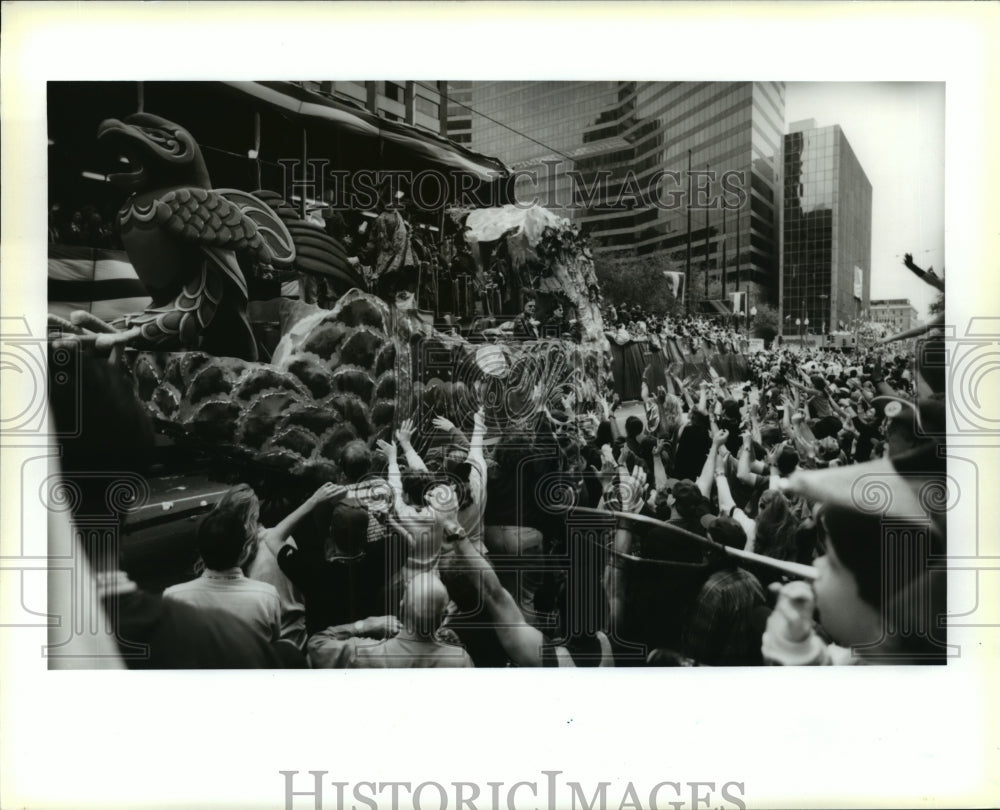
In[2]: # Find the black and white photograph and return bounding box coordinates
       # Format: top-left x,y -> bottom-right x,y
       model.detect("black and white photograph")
41,77 -> 949,671
2,4 -> 998,810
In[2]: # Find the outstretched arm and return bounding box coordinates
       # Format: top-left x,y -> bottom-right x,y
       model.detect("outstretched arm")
736,431 -> 757,486
261,483 -> 344,556
698,427 -> 728,499
376,439 -> 406,514
697,381 -> 709,415
442,526 -> 546,667
396,418 -> 428,472
714,454 -> 755,549
431,415 -> 470,452
467,407 -> 487,467
903,252 -> 945,292
789,412 -> 817,462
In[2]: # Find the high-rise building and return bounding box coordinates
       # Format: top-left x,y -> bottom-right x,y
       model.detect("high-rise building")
451,81 -> 785,309
870,299 -> 920,334
309,81 -> 449,136
443,80 -> 473,145
781,120 -> 872,336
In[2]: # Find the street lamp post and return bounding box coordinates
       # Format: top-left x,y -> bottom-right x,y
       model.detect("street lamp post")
804,317 -> 810,348
855,299 -> 861,350
748,305 -> 756,340
795,317 -> 801,348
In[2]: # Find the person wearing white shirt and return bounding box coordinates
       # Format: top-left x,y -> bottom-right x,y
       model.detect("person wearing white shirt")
163,508 -> 282,643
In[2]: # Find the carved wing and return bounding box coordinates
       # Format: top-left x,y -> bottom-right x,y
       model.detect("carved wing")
154,187 -> 295,267
214,188 -> 296,267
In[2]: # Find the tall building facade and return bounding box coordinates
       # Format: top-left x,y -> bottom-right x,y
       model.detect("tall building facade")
781,120 -> 872,336
309,81 -> 449,136
453,81 -> 785,309
443,80 -> 473,144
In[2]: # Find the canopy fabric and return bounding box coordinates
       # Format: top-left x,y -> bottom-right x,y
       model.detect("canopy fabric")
700,299 -> 731,316
224,81 -> 510,182
463,203 -> 566,246
48,245 -> 151,322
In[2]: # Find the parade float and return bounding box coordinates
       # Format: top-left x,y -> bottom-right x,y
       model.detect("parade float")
49,113 -> 611,487
46,102 -> 807,651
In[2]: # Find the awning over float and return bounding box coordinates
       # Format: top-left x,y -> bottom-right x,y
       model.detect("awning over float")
224,81 -> 511,182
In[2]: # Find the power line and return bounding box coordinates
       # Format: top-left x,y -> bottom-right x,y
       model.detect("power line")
415,80 -> 576,162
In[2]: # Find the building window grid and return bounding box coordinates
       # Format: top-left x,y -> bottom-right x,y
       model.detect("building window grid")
463,82 -> 786,298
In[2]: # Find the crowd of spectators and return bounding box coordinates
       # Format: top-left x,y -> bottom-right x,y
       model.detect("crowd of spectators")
48,203 -> 121,249
603,302 -> 750,348
50,304 -> 947,669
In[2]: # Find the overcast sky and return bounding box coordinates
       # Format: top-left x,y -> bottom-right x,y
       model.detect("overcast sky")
784,82 -> 945,319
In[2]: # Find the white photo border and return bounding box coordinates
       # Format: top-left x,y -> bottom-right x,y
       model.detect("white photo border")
2,3 -> 998,809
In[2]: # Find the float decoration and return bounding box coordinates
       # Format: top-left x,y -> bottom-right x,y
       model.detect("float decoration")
126,290 -> 403,482
49,113 -> 294,361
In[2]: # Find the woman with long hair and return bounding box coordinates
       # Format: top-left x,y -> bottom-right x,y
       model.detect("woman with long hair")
751,489 -> 800,562
203,482 -> 341,649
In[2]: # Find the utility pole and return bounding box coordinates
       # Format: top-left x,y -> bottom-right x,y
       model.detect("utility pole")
721,205 -> 727,299
703,163 -> 710,300
735,205 -> 741,295
685,149 -> 692,308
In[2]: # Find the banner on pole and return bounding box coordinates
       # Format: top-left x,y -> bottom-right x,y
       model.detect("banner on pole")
854,266 -> 864,300
663,271 -> 685,301
730,290 -> 746,315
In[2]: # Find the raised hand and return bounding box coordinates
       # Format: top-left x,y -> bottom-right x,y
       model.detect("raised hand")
618,465 -> 648,513
396,418 -> 416,446
715,448 -> 729,476
309,482 -> 345,506
357,615 -> 402,638
375,438 -> 397,461
600,443 -> 617,468
766,441 -> 786,467
432,415 -> 457,432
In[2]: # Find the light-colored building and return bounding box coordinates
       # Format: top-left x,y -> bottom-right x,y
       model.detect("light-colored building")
308,81 -> 449,136
870,298 -> 920,334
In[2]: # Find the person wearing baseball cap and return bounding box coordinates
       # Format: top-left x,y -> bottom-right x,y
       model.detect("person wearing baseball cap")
873,393 -> 946,460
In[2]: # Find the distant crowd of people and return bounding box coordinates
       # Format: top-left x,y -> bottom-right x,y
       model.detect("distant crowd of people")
48,203 -> 121,249
603,302 -> 751,348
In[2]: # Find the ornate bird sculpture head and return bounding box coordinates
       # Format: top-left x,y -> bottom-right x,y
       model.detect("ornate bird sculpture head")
98,112 -> 211,192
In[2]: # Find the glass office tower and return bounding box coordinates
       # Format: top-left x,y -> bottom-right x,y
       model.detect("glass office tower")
781,121 -> 872,335
455,81 -> 785,309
